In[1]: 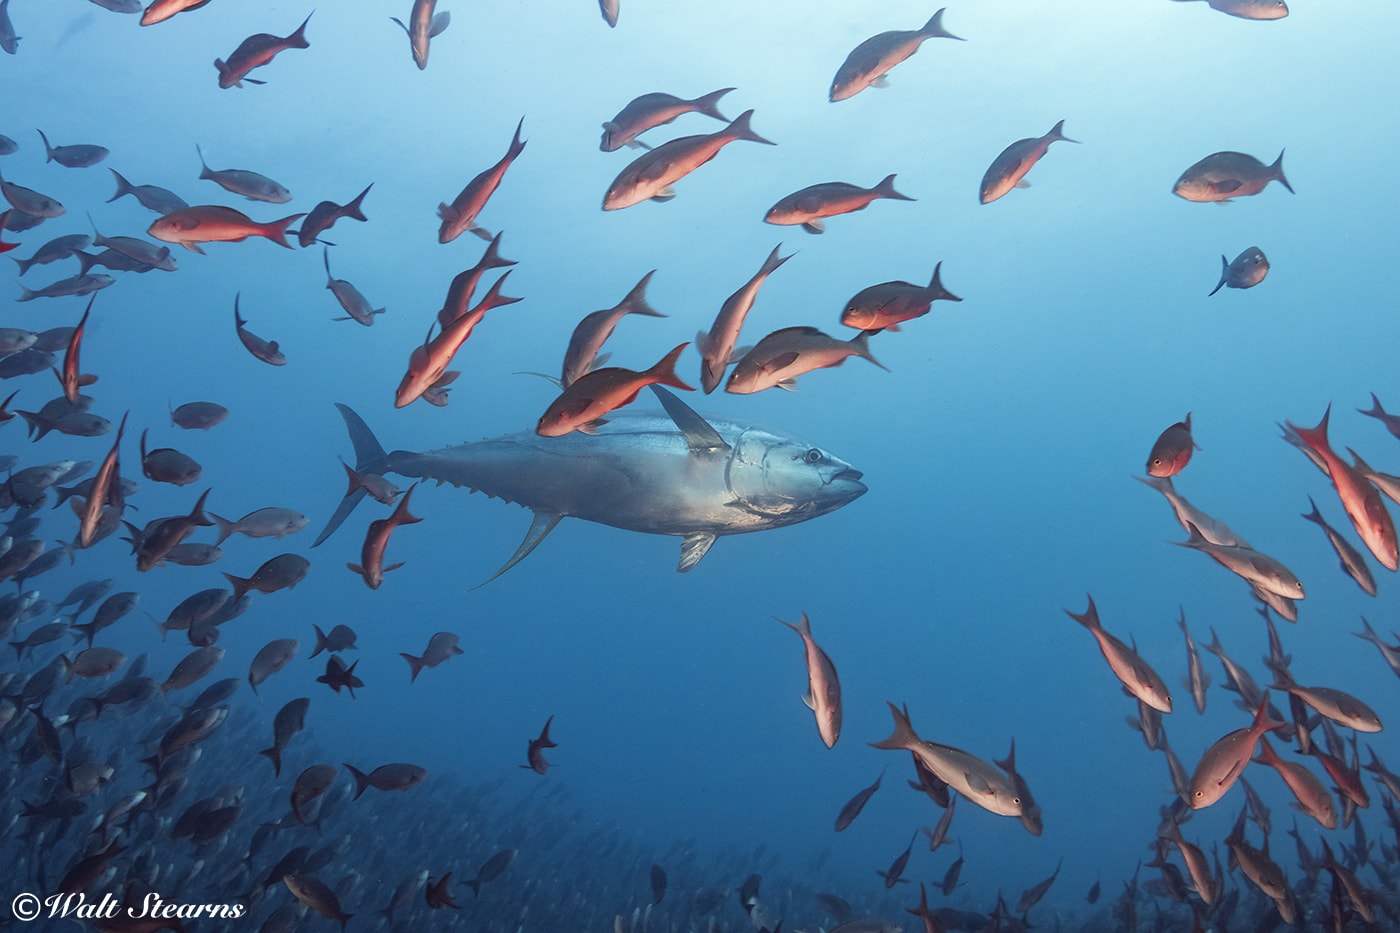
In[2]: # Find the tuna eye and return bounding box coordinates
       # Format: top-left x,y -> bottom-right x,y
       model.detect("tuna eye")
805,448 -> 823,464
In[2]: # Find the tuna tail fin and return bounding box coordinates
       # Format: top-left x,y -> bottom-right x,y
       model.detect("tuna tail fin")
1271,149 -> 1293,194
343,183 -> 372,222
869,700 -> 920,751
108,168 -> 135,204
312,404 -> 391,548
725,110 -> 776,146
921,8 -> 964,40
288,11 -> 312,48
874,173 -> 916,202
692,87 -> 735,122
1208,255 -> 1228,296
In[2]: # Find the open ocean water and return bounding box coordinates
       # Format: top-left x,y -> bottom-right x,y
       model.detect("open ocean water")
2,1 -> 1400,930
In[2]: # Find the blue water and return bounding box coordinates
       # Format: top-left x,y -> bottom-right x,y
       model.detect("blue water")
3,1 -> 1399,929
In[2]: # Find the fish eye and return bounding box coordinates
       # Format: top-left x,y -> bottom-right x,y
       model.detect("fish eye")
1012,796 -> 1022,805
805,448 -> 823,464
1193,790 -> 1203,799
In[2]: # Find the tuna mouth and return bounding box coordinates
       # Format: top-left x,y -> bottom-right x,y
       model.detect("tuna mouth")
829,468 -> 865,488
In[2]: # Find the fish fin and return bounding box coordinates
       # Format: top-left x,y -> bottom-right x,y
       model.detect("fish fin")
650,188 -> 677,203
776,378 -> 798,391
429,11 -> 451,37
389,16 -> 409,34
245,78 -> 267,86
963,771 -> 992,794
180,242 -> 206,254
875,174 -> 914,201
1015,180 -> 1031,189
1208,254 -> 1229,296
578,418 -> 608,435
693,87 -> 735,121
678,532 -> 717,572
468,224 -> 493,242
625,139 -> 652,151
871,76 -> 890,89
1211,180 -> 1242,194
436,203 -> 457,224
472,509 -> 563,589
760,352 -> 801,374
801,691 -> 816,711
650,385 -> 731,454
1271,149 -> 1293,194
802,220 -> 825,234
922,7 -> 963,40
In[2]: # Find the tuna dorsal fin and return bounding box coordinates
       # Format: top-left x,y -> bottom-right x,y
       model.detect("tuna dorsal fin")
650,385 -> 730,455
678,532 -> 717,572
472,509 -> 563,589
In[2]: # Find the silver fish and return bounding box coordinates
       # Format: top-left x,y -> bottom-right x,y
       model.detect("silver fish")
829,8 -> 963,102
196,144 -> 291,203
313,388 -> 865,582
1168,0 -> 1288,20
601,88 -> 733,152
391,0 -> 450,70
1173,150 -> 1292,202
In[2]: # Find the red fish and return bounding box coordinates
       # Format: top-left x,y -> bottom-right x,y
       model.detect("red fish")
348,483 -> 423,589
0,209 -> 17,252
437,118 -> 525,244
1286,405 -> 1398,571
57,296 -> 99,404
1146,413 -> 1198,477
536,343 -> 692,436
521,715 -> 557,774
396,272 -> 521,407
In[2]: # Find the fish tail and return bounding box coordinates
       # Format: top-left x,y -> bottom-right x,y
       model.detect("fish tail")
774,612 -> 812,637
875,173 -> 915,202
210,513 -> 236,546
648,343 -> 695,391
311,623 -> 329,657
258,746 -> 282,776
1357,392 -> 1387,420
1271,149 -> 1294,194
107,168 -> 134,204
195,144 -> 212,177
506,117 -> 528,160
479,231 -> 516,271
1046,119 -> 1078,144
927,260 -> 961,301
288,11 -> 313,48
262,213 -> 307,249
725,110 -> 776,146
343,183 -> 372,222
692,87 -> 735,122
1065,594 -> 1100,630
16,283 -> 35,301
399,652 -> 426,683
37,129 -> 53,161
869,701 -> 919,751
222,572 -> 252,603
312,404 -> 392,547
1286,405 -> 1333,459
12,254 -> 32,276
17,410 -> 54,441
759,243 -> 793,277
1208,255 -> 1228,296
850,331 -> 888,371
343,763 -> 370,799
622,270 -> 665,317
921,8 -> 964,40
1300,496 -> 1324,526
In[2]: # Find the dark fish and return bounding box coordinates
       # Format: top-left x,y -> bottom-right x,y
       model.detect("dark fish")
36,129 -> 108,168
835,768 -> 884,832
765,174 -> 913,234
284,874 -> 352,930
248,638 -> 298,693
1357,392 -> 1400,440
311,623 -> 358,657
400,629 -> 462,681
317,655 -> 363,697
140,428 -> 202,486
1301,495 -> 1376,596
465,848 -> 516,897
1209,246 -> 1269,296
979,120 -> 1077,204
1015,858 -> 1062,913
521,715 -> 557,774
425,872 -> 460,909
1174,150 -> 1292,202
829,8 -> 963,102
290,765 -> 339,824
223,553 -> 311,601
11,233 -> 91,275
298,183 -> 371,247
939,842 -> 964,895
233,294 -> 286,365
601,88 -> 733,152
840,261 -> 961,333
343,762 -> 427,798
215,12 -> 311,88
1146,413 -> 1197,477
170,400 -> 228,430
107,168 -> 188,215
259,697 -> 310,776
649,864 -> 666,905
877,831 -> 917,888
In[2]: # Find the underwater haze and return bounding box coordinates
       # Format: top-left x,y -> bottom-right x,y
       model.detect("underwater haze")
3,0 -> 1400,930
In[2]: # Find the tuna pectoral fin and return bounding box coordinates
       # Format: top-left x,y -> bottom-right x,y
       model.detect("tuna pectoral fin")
678,532 -> 717,572
472,509 -> 563,590
650,385 -> 730,454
